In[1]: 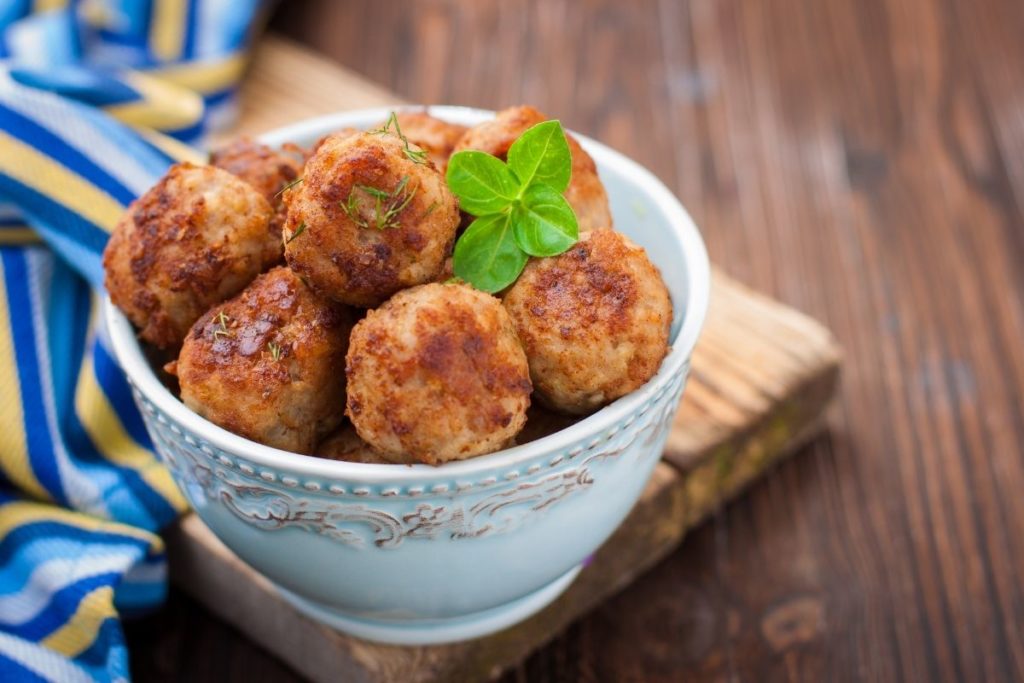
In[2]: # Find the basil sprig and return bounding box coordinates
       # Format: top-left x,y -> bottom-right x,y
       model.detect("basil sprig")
446,120 -> 579,292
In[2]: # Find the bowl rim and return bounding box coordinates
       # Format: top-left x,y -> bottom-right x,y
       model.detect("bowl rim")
104,105 -> 710,484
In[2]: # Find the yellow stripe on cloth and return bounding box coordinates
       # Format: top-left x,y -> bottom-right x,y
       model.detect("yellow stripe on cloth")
104,71 -> 204,133
0,263 -> 48,501
33,0 -> 68,12
148,52 -> 247,95
0,227 -> 43,246
133,128 -> 207,165
75,305 -> 187,513
0,500 -> 161,547
41,586 -> 115,657
149,0 -> 188,63
0,133 -> 124,232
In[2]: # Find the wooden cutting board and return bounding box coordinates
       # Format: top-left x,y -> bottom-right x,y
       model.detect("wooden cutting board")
165,36 -> 842,683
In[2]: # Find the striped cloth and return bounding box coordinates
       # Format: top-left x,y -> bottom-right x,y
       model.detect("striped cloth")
0,2 -> 264,680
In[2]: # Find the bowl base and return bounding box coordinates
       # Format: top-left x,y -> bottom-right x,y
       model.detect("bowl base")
273,564 -> 583,646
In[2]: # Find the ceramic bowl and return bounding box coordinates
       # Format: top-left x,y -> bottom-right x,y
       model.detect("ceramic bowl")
104,106 -> 710,645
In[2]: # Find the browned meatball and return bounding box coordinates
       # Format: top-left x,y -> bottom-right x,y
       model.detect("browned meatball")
308,127 -> 360,158
175,267 -> 353,454
210,137 -> 303,256
387,112 -> 467,172
346,283 -> 532,464
283,132 -> 460,307
103,163 -> 276,349
453,105 -> 612,232
503,229 -> 672,415
316,422 -> 398,464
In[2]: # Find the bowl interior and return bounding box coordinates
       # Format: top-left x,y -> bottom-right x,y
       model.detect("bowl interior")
105,105 -> 710,483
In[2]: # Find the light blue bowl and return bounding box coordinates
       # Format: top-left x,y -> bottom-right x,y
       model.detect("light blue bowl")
104,106 -> 710,645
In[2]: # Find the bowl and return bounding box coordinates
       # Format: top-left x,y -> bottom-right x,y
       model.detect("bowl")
104,106 -> 710,645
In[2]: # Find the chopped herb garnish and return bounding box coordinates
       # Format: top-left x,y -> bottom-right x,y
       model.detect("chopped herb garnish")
372,112 -> 429,165
213,310 -> 233,339
267,341 -> 282,361
424,200 -> 440,217
286,221 -> 306,244
340,176 -> 418,230
275,176 -> 304,197
356,185 -> 393,200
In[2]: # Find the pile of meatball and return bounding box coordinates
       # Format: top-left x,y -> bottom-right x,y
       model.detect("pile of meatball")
104,106 -> 673,466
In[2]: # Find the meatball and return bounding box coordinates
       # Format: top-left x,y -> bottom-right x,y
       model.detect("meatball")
210,137 -> 304,254
309,127 -> 360,158
386,112 -> 467,172
283,132 -> 460,307
103,162 -> 276,349
502,229 -> 672,414
453,105 -> 612,232
175,267 -> 353,454
346,283 -> 532,464
316,422 -> 398,464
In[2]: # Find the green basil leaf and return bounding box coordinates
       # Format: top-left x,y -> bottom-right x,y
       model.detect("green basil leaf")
511,184 -> 579,257
453,213 -> 528,293
446,151 -> 520,215
507,120 -> 572,193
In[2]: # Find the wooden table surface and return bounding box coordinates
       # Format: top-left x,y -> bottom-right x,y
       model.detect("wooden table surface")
126,0 -> 1024,680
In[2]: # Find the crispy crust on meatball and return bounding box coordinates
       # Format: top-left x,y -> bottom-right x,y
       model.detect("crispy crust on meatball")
283,132 -> 460,307
210,137 -> 303,257
316,422 -> 398,464
309,127 -> 360,158
388,112 -> 467,173
175,267 -> 353,454
346,283 -> 532,464
453,105 -> 613,232
503,229 -> 672,414
103,162 -> 276,349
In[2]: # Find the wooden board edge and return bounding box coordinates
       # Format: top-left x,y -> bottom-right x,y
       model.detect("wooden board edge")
672,358 -> 839,526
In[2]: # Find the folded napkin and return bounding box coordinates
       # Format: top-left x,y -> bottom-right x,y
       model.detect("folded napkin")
0,2 -> 264,680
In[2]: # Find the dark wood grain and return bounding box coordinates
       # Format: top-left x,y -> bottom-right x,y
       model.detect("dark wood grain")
127,0 -> 1024,680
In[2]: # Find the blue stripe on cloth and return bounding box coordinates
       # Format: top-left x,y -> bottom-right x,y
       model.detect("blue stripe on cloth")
8,572 -> 120,640
53,322 -> 167,528
0,650 -> 49,683
0,522 -> 152,569
0,73 -> 175,198
0,631 -> 93,683
11,215 -> 104,287
62,412 -> 167,530
0,102 -> 139,206
0,1 -> 32,37
1,250 -> 67,507
0,178 -> 112,261
9,67 -> 141,108
75,100 -> 179,182
73,618 -> 127,673
0,539 -> 145,596
182,0 -> 199,61
3,8 -> 82,67
203,87 -> 235,108
92,342 -> 151,450
159,117 -> 205,144
69,332 -> 175,528
45,261 -> 90,434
